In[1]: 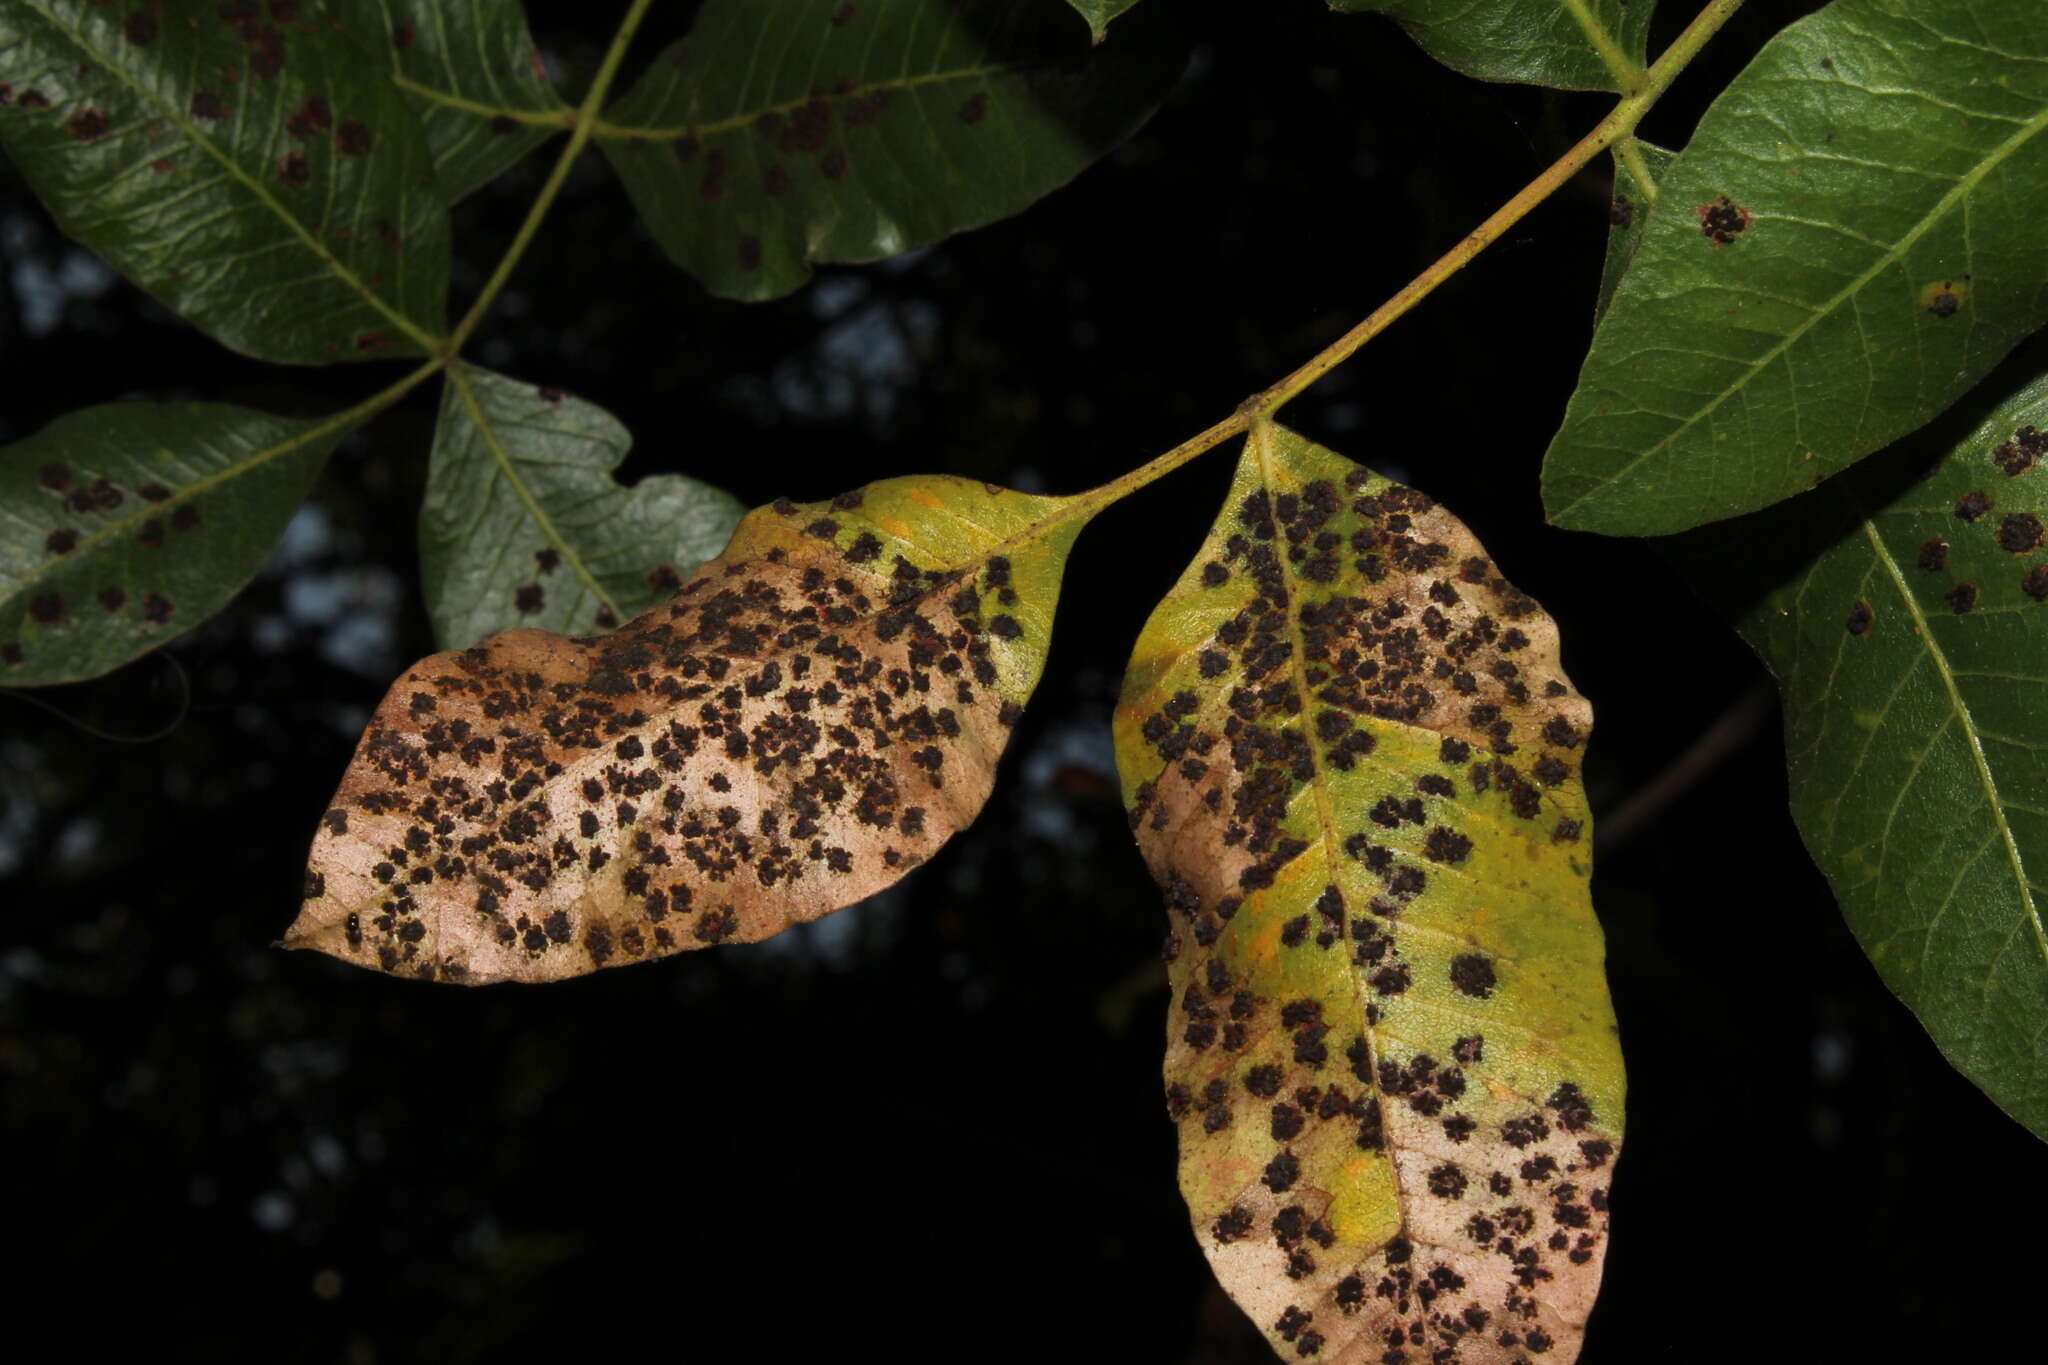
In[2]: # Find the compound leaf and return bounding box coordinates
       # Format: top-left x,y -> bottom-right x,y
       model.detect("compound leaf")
0,402 -> 352,687
288,476 -> 1096,983
0,0 -> 450,362
1670,368 -> 2048,1140
421,363 -> 744,650
348,0 -> 568,203
596,0 -> 1184,301
1544,0 -> 2048,536
1330,0 -> 1653,93
1117,422 -> 1622,1362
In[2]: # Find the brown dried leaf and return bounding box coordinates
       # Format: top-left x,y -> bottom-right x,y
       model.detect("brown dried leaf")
1117,423 -> 1624,1363
286,476 -> 1090,983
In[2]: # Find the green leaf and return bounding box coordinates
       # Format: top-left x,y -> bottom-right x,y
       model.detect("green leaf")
1116,422 -> 1623,1358
289,474 -> 1100,983
1063,0 -> 1144,43
350,0 -> 568,202
0,402 -> 353,687
0,0 -> 449,363
1330,0 -> 1653,93
1669,369 -> 2048,1140
596,0 -> 1185,302
1593,137 -> 1674,326
1544,0 -> 2048,536
421,363 -> 744,650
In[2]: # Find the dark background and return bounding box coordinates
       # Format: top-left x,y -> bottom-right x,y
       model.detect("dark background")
4,2 -> 2041,1360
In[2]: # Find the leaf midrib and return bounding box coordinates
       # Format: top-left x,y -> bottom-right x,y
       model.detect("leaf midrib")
1249,419 -> 1418,1237
592,60 -> 1036,141
1854,508 -> 2048,979
22,0 -> 442,352
1553,96 -> 2048,521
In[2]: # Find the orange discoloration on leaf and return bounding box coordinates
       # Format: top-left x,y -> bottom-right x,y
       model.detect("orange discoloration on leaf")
1117,424 -> 1623,1365
289,476 -> 1092,984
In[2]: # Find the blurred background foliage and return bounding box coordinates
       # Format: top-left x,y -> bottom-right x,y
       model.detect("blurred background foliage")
4,2 -> 2043,1360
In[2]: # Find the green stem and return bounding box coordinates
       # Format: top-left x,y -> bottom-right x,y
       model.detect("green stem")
1558,0 -> 1646,93
445,0 -> 658,356
1249,0 -> 1745,416
1067,0 -> 1743,517
1615,136 -> 1661,204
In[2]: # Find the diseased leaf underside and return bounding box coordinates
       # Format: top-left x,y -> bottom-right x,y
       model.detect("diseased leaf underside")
0,0 -> 449,363
597,0 -> 1183,301
288,476 -> 1089,984
1544,0 -> 2048,535
1672,374 -> 2048,1139
1117,424 -> 1623,1363
0,402 -> 347,687
420,364 -> 743,650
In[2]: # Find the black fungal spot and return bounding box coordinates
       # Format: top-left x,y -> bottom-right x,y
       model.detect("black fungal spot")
1926,284 -> 1963,317
1918,538 -> 1949,571
30,593 -> 66,625
1445,954 -> 1499,1001
1427,1163 -> 1467,1199
1955,491 -> 1992,521
1993,426 -> 2045,477
2024,565 -> 2048,601
1262,1150 -> 1300,1193
1213,1206 -> 1253,1243
1845,600 -> 1872,636
124,12 -> 158,44
1609,195 -> 1633,228
1945,582 -> 1978,614
98,586 -> 125,613
68,107 -> 109,142
737,235 -> 762,272
44,528 -> 77,556
957,92 -> 987,124
1696,195 -> 1752,245
1995,512 -> 2044,553
1423,826 -> 1472,864
276,150 -> 309,187
514,583 -> 545,614
336,121 -> 371,155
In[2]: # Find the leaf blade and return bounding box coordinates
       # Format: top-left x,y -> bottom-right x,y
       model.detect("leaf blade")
1543,0 -> 2048,535
351,0 -> 569,202
596,0 -> 1184,301
1330,0 -> 1653,93
421,363 -> 744,649
1118,423 -> 1622,1361
0,0 -> 451,362
289,475 -> 1094,983
1670,370 -> 2048,1139
0,402 -> 353,686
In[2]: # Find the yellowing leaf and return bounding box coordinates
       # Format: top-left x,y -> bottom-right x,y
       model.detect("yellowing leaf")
1116,422 -> 1623,1363
287,476 -> 1095,983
